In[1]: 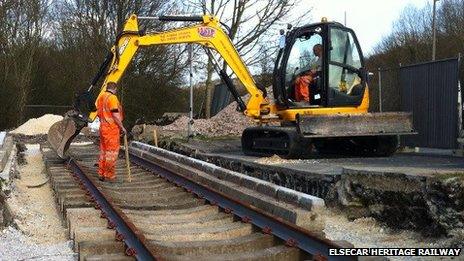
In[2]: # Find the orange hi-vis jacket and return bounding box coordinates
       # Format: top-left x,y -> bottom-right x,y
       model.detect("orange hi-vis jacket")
96,91 -> 123,179
96,91 -> 123,127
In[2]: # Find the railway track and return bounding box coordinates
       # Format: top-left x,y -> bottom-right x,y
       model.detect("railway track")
41,142 -> 354,261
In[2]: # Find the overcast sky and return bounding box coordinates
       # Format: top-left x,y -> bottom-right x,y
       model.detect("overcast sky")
305,0 -> 429,55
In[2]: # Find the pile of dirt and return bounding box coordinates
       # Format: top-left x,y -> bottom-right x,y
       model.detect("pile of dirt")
162,101 -> 254,137
132,87 -> 274,140
10,115 -> 63,136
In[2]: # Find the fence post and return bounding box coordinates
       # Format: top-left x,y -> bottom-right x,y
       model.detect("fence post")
188,44 -> 194,138
457,53 -> 463,154
378,68 -> 382,112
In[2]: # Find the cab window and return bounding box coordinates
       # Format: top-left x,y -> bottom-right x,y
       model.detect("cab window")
285,31 -> 322,103
328,28 -> 364,106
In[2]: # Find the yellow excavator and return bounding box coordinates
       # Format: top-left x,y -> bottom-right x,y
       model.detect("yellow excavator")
48,14 -> 414,159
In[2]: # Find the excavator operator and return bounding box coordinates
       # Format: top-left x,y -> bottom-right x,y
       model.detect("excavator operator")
294,44 -> 322,103
96,82 -> 126,181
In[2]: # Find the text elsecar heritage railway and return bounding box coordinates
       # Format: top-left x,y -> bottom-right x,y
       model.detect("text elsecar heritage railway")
0,10 -> 463,261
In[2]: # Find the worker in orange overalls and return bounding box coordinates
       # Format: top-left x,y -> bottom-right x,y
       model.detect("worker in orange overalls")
294,74 -> 312,102
294,44 -> 323,103
96,82 -> 126,181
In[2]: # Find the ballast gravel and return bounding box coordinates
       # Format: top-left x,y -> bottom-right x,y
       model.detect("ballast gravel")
0,144 -> 76,260
323,210 -> 445,261
0,226 -> 75,261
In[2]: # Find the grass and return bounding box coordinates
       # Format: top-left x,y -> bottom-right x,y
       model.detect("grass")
435,172 -> 464,183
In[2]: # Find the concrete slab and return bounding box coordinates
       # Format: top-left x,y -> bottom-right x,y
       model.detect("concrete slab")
73,227 -> 115,251
83,253 -> 134,261
148,233 -> 275,256
78,240 -> 125,261
66,208 -> 107,239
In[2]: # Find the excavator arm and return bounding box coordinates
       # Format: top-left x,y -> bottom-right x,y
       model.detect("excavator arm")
48,14 -> 270,158
90,14 -> 266,121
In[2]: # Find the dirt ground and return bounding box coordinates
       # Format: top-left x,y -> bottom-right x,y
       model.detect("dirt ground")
323,209 -> 446,261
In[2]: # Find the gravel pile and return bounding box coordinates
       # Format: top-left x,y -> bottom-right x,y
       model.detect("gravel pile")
160,87 -> 277,137
0,226 -> 75,261
10,114 -> 63,136
162,100 -> 254,137
131,87 -> 274,140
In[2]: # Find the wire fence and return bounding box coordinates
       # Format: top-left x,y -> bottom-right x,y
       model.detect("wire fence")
368,66 -> 402,113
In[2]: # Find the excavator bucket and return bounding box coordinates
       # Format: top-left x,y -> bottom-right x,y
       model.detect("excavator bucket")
47,112 -> 87,159
296,112 -> 416,138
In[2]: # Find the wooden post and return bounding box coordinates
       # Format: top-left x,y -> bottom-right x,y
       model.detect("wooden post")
123,134 -> 132,182
153,129 -> 158,147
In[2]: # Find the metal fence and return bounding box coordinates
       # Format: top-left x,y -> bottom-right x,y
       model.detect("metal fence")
368,67 -> 402,113
371,58 -> 461,149
400,58 -> 461,149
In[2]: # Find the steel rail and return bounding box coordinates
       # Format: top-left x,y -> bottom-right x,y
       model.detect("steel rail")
129,151 -> 356,261
67,158 -> 157,261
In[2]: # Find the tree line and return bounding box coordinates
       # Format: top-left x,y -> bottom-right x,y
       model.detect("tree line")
0,0 -> 306,130
366,0 -> 464,111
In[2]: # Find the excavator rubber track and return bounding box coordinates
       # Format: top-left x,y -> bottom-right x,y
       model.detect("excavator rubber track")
241,126 -> 313,158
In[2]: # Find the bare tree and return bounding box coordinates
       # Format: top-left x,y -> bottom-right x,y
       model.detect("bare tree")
184,0 -> 310,118
0,0 -> 49,124
367,0 -> 464,112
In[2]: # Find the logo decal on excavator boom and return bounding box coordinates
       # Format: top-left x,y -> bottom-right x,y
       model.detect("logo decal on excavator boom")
198,27 -> 216,38
118,37 -> 131,56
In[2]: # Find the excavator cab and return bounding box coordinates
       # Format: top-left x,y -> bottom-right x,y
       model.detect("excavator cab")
243,20 -> 415,158
273,21 -> 367,109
